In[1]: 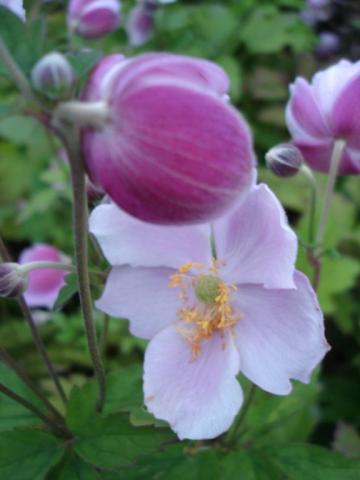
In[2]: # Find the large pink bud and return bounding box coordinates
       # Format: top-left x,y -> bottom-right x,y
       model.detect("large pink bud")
286,59 -> 360,175
67,0 -> 121,39
80,53 -> 256,225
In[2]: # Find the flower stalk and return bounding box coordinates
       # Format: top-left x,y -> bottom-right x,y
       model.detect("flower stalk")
54,122 -> 106,412
224,384 -> 256,446
0,237 -> 67,405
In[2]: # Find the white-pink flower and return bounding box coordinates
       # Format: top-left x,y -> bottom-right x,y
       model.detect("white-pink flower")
19,244 -> 68,309
0,0 -> 25,20
90,184 -> 329,440
286,59 -> 360,175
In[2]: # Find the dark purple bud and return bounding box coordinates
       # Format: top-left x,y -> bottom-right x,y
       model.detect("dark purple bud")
0,263 -> 27,298
126,5 -> 155,47
265,143 -> 304,178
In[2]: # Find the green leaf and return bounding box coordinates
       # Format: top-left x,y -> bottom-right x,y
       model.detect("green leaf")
0,363 -> 45,431
48,450 -> 100,480
221,445 -> 360,480
0,428 -> 63,480
267,444 -> 360,479
241,5 -> 313,54
73,413 -> 173,469
118,445 -> 220,480
54,273 -> 78,311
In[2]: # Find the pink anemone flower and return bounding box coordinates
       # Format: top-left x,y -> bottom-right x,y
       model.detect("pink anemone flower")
90,184 -> 329,440
286,59 -> 360,175
19,244 -> 68,309
81,53 -> 256,225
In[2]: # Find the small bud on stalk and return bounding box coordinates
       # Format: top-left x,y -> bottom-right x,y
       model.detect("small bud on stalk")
266,143 -> 304,178
0,263 -> 27,298
67,0 -> 121,39
31,52 -> 74,99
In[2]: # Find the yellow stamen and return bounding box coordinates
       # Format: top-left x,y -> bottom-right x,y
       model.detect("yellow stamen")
170,261 -> 239,360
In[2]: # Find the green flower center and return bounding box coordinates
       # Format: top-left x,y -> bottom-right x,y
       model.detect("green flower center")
194,275 -> 221,304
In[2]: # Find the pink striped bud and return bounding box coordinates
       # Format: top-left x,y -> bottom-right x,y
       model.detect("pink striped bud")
68,0 -> 121,39
78,53 -> 256,225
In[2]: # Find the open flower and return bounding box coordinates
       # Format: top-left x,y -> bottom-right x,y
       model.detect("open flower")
19,244 -> 68,309
90,184 -> 329,440
80,52 -> 256,224
286,59 -> 360,174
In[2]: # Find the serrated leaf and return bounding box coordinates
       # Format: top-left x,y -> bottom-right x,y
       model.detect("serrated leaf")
74,413 -> 173,469
0,428 -> 63,480
54,273 -> 78,311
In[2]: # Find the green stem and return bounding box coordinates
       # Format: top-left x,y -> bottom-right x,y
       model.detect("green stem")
0,36 -> 37,104
0,382 -> 70,438
224,384 -> 256,446
56,124 -> 106,412
311,139 -> 346,289
300,164 -> 317,245
0,347 -> 63,422
20,261 -> 73,275
0,237 -> 67,406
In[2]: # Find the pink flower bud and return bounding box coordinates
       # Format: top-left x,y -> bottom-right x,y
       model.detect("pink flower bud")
31,52 -> 74,98
19,244 -> 68,309
0,263 -> 27,298
265,143 -> 304,178
80,53 -> 256,224
67,0 -> 121,39
286,59 -> 360,175
0,0 -> 25,21
126,4 -> 155,47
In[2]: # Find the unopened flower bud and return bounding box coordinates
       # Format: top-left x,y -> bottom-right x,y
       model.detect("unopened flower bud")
0,263 -> 27,298
31,52 -> 74,99
126,3 -> 156,47
68,0 -> 121,39
265,143 -> 304,178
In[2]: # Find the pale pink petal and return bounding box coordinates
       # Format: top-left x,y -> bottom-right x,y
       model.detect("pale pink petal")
96,266 -> 179,339
331,72 -> 360,149
288,78 -> 330,138
214,184 -> 297,288
144,327 -> 242,440
234,271 -> 329,395
19,244 -> 67,310
295,140 -> 360,175
312,59 -> 357,116
89,203 -> 211,269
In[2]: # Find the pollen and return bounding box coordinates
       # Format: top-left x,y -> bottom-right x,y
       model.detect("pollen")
169,261 -> 238,360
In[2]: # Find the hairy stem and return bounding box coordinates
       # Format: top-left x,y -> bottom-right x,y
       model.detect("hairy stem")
0,36 -> 37,104
56,124 -> 106,411
0,237 -> 67,405
20,261 -> 73,275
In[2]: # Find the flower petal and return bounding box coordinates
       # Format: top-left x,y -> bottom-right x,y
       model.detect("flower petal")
234,271 -> 329,395
89,202 -> 212,268
214,184 -> 297,288
96,266 -> 179,339
287,77 -> 330,138
144,327 -> 242,440
331,71 -> 360,149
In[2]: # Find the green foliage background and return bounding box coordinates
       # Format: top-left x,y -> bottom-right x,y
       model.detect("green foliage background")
0,0 -> 359,478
